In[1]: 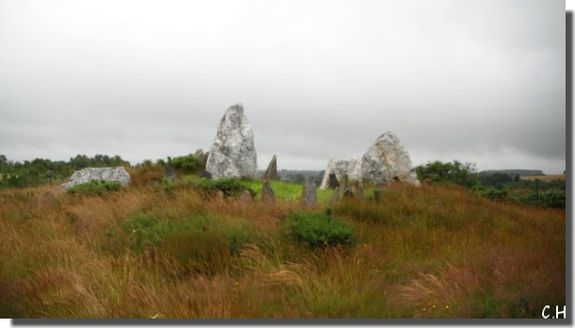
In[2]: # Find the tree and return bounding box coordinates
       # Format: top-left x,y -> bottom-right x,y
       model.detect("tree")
415,160 -> 479,188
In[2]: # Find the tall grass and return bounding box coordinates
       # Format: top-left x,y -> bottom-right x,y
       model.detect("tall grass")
0,181 -> 564,318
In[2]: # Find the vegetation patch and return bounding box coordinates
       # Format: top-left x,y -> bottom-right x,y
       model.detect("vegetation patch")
189,177 -> 256,198
286,211 -> 356,248
66,180 -> 122,196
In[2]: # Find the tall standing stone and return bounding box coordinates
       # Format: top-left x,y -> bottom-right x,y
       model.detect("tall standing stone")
261,180 -> 275,203
301,177 -> 317,207
263,155 -> 278,180
206,104 -> 257,179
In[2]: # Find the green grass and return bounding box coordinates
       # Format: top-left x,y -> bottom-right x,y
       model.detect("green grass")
240,179 -> 333,204
66,180 -> 122,195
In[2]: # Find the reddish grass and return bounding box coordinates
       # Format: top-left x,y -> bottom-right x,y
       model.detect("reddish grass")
0,182 -> 565,318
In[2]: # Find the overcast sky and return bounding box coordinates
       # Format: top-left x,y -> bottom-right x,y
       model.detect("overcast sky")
0,0 -> 566,173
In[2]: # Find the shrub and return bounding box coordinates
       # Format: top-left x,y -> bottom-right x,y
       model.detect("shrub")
416,160 -> 479,188
193,178 -> 255,198
66,180 -> 122,196
286,211 -> 355,248
168,155 -> 202,174
473,186 -> 507,201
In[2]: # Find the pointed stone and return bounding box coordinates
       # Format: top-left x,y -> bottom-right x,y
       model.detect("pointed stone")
300,177 -> 317,207
206,104 -> 257,179
263,155 -> 278,180
261,180 -> 275,203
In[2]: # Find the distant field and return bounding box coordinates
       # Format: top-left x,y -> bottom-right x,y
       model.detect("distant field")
521,175 -> 565,182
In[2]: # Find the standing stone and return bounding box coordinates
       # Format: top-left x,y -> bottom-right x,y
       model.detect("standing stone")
263,155 -> 278,180
350,181 -> 364,199
261,180 -> 275,203
361,131 -> 419,186
194,148 -> 208,170
238,190 -> 253,204
327,173 -> 339,189
319,158 -> 362,189
62,167 -> 131,190
206,104 -> 257,179
300,177 -> 317,207
164,164 -> 177,181
319,131 -> 419,189
329,186 -> 340,205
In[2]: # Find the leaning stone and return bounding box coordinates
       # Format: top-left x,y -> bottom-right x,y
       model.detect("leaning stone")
300,177 -> 317,207
62,167 -> 131,190
261,180 -> 275,203
263,155 -> 278,180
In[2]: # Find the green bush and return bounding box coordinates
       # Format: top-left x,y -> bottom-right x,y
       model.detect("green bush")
474,186 -> 508,201
66,180 -> 122,195
168,155 -> 202,174
416,160 -> 479,188
286,211 -> 355,248
193,177 -> 255,198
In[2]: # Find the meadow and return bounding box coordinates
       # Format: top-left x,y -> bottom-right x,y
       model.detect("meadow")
0,176 -> 565,319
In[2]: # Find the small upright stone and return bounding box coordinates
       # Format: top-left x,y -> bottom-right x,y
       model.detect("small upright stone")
194,148 -> 208,170
301,177 -> 317,207
261,180 -> 275,203
330,186 -> 340,205
327,173 -> 339,189
263,155 -> 278,180
351,181 -> 364,199
343,187 -> 354,198
238,190 -> 253,204
164,164 -> 177,181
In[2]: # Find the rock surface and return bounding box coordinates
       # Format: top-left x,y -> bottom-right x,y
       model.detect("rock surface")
263,155 -> 278,180
62,167 -> 131,189
319,158 -> 362,189
319,131 -> 419,188
361,132 -> 419,186
206,104 -> 257,179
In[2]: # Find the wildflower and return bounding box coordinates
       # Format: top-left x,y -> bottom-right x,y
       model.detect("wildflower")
445,305 -> 449,309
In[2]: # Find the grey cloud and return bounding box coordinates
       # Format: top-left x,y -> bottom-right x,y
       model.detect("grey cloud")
0,0 -> 565,173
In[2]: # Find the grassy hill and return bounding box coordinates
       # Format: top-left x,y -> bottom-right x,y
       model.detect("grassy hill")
0,178 -> 565,318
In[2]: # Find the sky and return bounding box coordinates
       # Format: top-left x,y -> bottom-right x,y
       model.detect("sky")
0,0 -> 566,173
